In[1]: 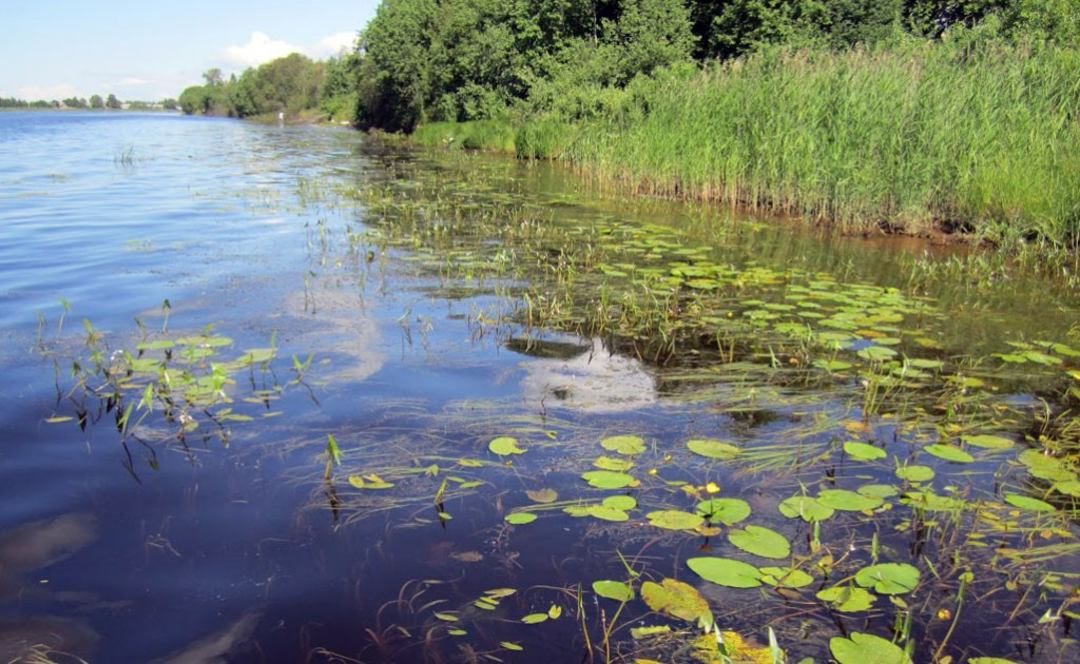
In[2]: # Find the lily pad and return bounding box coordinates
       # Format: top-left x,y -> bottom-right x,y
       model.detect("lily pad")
641,579 -> 713,629
759,567 -> 813,589
895,465 -> 934,482
687,557 -> 762,588
778,495 -> 834,522
587,505 -> 630,521
602,495 -> 637,511
1018,450 -> 1075,482
526,488 -> 558,503
686,439 -> 741,460
594,456 -> 634,471
582,470 -> 636,489
924,444 -> 974,464
857,346 -> 898,361
961,434 -> 1014,450
1003,493 -> 1056,512
817,489 -> 883,512
592,580 -> 633,602
647,510 -> 705,531
521,613 -> 548,624
727,525 -> 790,559
505,512 -> 537,525
830,632 -> 912,664
489,436 -> 525,456
816,586 -> 876,612
601,435 -> 646,455
855,563 -> 920,595
858,484 -> 899,499
696,498 -> 752,525
844,441 -> 887,461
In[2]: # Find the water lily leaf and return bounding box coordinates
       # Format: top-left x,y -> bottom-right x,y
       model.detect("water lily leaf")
924,444 -> 973,463
858,484 -> 899,499
602,495 -> 637,511
844,441 -> 887,461
564,506 -> 591,517
641,579 -> 713,629
647,510 -> 705,530
816,586 -> 876,612
1052,480 -> 1080,497
587,505 -> 630,521
855,563 -> 920,595
969,658 -> 1019,664
1003,493 -> 1055,512
594,456 -> 634,471
817,489 -> 883,511
908,358 -> 943,370
582,470 -> 636,489
727,525 -> 790,559
447,628 -> 467,636
1022,350 -> 1062,365
813,359 -> 853,371
489,436 -> 524,456
136,339 -> 175,351
434,612 -> 459,622
505,512 -> 537,525
601,435 -> 646,455
778,495 -> 834,522
548,604 -> 562,619
526,488 -> 558,503
901,491 -> 967,511
857,346 -> 897,361
687,557 -> 762,588
830,632 -> 912,664
759,567 -> 813,589
961,434 -> 1014,450
521,613 -> 548,624
500,641 -> 523,651
696,498 -> 752,525
686,439 -> 741,460
592,580 -> 633,602
895,465 -> 934,482
1018,450 -> 1075,482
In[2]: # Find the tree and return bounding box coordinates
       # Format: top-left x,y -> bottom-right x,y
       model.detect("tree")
106,93 -> 122,109
89,94 -> 104,109
203,68 -> 224,87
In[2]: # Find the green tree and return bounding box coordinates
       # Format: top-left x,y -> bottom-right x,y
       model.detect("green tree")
106,93 -> 121,109
89,94 -> 104,109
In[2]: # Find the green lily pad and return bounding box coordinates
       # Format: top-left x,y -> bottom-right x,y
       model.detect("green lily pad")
857,346 -> 898,361
601,435 -> 646,455
816,586 -> 876,612
489,436 -> 525,456
581,470 -> 636,489
1052,480 -> 1080,497
526,488 -> 558,503
901,491 -> 967,511
858,484 -> 899,499
844,441 -> 887,461
813,359 -> 853,372
587,505 -> 630,521
924,444 -> 974,463
505,512 -> 537,525
727,525 -> 790,559
646,510 -> 705,531
778,495 -> 834,522
895,465 -> 935,482
686,439 -> 741,460
759,567 -> 814,589
817,489 -> 883,512
830,632 -> 912,664
969,658 -> 1019,664
1003,493 -> 1056,512
855,563 -> 920,595
602,495 -> 637,511
1018,450 -> 1076,482
594,456 -> 634,471
961,434 -> 1014,450
592,580 -> 633,602
687,557 -> 762,588
521,613 -> 548,624
696,498 -> 752,525
641,579 -> 713,629
908,358 -> 944,370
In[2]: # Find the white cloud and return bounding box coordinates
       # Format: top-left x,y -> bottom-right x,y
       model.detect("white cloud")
311,32 -> 356,59
17,83 -> 80,100
223,32 -> 302,68
118,77 -> 154,87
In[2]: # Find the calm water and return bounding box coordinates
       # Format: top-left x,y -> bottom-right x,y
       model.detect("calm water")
0,112 -> 1076,663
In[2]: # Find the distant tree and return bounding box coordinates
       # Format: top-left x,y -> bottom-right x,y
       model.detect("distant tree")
62,97 -> 88,108
89,94 -> 104,109
105,94 -> 121,109
161,98 -> 178,110
203,68 -> 224,87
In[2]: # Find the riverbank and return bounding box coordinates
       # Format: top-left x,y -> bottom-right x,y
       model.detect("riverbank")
411,41 -> 1080,258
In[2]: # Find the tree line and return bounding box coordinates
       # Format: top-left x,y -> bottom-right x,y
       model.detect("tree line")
0,94 -> 178,110
351,0 -> 1078,131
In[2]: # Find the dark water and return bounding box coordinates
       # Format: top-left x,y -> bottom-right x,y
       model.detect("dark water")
0,112 -> 1077,663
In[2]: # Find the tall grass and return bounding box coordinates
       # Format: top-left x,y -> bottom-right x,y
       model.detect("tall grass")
413,38 -> 1080,249
565,39 -> 1080,246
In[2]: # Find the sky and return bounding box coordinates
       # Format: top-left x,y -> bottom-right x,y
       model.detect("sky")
0,0 -> 381,101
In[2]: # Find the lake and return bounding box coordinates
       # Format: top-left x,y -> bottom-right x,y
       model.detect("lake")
0,111 -> 1077,663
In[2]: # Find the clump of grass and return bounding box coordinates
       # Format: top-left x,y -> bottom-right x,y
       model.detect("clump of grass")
412,120 -> 516,152
565,39 -> 1080,247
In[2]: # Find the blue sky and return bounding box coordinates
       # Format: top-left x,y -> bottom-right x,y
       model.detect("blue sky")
0,0 -> 381,101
